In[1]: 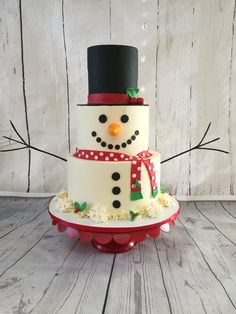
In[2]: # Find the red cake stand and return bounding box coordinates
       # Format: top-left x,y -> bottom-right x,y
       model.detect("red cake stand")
48,197 -> 180,253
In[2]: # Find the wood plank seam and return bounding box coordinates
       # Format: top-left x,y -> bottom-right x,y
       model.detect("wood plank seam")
228,0 -> 236,195
19,0 -> 31,192
0,204 -> 47,240
154,238 -> 172,314
178,217 -> 236,311
62,0 -> 71,153
30,238 -> 80,312
220,201 -> 236,219
154,0 -> 159,152
194,202 -> 236,247
102,254 -> 116,314
0,226 -> 52,278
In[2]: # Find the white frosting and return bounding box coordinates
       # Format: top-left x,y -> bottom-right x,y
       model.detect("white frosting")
49,195 -> 180,227
67,151 -> 161,211
76,105 -> 149,155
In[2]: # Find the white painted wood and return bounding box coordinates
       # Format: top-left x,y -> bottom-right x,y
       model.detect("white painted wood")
0,196 -> 49,238
194,201 -> 236,243
178,201 -> 236,310
0,199 -> 52,278
156,0 -> 194,197
104,238 -> 171,313
21,0 -> 69,193
0,197 -> 236,313
189,0 -> 233,197
0,0 -> 235,198
155,201 -> 236,313
221,201 -> 236,218
0,0 -> 29,192
0,191 -> 55,197
0,197 -> 114,314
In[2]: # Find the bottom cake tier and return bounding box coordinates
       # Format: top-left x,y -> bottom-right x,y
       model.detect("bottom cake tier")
53,150 -> 177,223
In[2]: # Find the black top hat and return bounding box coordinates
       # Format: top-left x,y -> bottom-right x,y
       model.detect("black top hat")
87,45 -> 138,95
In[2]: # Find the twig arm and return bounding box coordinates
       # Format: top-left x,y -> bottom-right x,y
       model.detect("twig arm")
2,136 -> 67,162
161,123 -> 229,164
0,147 -> 27,152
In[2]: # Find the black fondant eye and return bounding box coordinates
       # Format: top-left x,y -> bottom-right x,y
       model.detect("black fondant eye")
99,114 -> 107,123
120,114 -> 129,123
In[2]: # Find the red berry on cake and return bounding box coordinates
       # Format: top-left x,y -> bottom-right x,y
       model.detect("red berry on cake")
129,97 -> 137,104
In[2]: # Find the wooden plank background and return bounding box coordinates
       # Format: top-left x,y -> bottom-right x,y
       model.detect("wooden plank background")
0,0 -> 235,199
0,197 -> 236,313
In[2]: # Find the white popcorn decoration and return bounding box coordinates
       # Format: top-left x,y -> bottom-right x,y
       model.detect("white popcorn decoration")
55,191 -> 73,212
56,190 -> 68,200
146,199 -> 162,218
56,198 -> 73,213
88,204 -> 109,223
157,193 -> 171,207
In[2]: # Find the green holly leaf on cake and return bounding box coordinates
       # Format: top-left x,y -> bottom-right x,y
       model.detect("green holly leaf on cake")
73,201 -> 88,213
80,202 -> 88,212
160,186 -> 166,193
127,87 -> 139,98
133,180 -> 141,188
129,210 -> 140,221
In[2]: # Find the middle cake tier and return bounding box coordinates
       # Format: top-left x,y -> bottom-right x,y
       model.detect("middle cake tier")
76,104 -> 149,156
68,150 -> 161,212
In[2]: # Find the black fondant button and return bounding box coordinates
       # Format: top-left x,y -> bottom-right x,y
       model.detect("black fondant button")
99,114 -> 107,123
115,145 -> 120,150
127,139 -> 132,145
112,187 -> 121,195
135,130 -> 139,135
96,137 -> 101,143
120,114 -> 129,123
112,172 -> 120,181
121,143 -> 127,148
108,144 -> 113,149
101,141 -> 106,147
92,131 -> 97,137
131,135 -> 136,141
113,200 -> 121,208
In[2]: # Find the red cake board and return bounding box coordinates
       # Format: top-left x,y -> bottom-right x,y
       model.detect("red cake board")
48,198 -> 180,253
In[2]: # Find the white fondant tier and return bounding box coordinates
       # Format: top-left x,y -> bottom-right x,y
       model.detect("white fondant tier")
76,105 -> 149,155
67,151 -> 161,211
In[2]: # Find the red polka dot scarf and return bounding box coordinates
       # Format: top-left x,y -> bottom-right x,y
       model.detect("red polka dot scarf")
74,149 -> 158,200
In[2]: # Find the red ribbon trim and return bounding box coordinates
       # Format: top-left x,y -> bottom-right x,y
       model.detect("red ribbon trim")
73,148 -> 157,197
88,93 -> 144,105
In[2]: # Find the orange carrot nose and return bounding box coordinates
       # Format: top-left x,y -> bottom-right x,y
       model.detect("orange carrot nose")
108,122 -> 122,136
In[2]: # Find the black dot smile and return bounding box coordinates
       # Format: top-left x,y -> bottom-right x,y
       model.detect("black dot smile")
91,130 -> 140,150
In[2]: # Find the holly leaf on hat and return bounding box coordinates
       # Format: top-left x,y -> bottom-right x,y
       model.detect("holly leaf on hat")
127,87 -> 139,98
80,202 -> 88,212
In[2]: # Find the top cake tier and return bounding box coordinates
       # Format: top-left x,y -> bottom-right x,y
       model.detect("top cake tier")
88,45 -> 138,96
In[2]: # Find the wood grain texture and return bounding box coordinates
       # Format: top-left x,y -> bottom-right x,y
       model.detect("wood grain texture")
221,201 -> 236,218
103,238 -> 171,314
0,0 -> 29,192
0,197 -> 114,314
0,0 -> 235,198
178,201 -> 236,311
0,197 -> 236,313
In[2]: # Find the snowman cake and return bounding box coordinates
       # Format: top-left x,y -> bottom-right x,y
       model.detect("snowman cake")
53,44 -> 178,223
